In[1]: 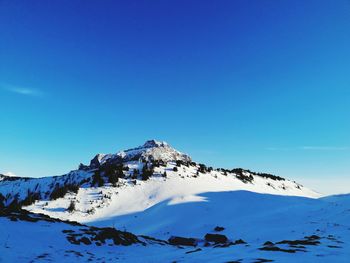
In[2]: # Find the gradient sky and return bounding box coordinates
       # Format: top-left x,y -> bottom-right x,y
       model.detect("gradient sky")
1,0 -> 349,195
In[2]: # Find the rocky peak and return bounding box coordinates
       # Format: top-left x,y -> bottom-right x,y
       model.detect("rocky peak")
142,140 -> 168,148
88,140 -> 192,169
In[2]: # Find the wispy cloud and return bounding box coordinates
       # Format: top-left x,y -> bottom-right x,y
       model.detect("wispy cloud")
266,146 -> 349,151
266,147 -> 291,151
300,146 -> 349,151
1,84 -> 44,97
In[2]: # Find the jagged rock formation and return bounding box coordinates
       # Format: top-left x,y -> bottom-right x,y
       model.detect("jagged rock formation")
88,140 -> 192,169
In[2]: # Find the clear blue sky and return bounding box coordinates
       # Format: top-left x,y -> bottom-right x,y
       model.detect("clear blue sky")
1,0 -> 349,194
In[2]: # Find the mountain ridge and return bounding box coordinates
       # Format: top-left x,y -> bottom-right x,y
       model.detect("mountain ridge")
87,139 -> 192,169
0,139 -> 319,219
2,140 -> 349,262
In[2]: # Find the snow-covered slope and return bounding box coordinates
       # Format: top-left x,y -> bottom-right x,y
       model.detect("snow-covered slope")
0,140 -> 319,218
98,190 -> 350,240
1,140 -> 349,262
25,166 -> 319,223
1,193 -> 349,263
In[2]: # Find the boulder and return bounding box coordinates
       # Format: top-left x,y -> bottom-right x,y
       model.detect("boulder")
205,233 -> 228,243
168,236 -> 197,247
214,226 -> 225,232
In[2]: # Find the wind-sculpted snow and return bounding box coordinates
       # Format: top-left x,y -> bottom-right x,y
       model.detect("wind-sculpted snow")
0,140 -> 319,216
21,162 -> 319,223
95,190 -> 348,240
3,140 -> 344,262
1,192 -> 349,263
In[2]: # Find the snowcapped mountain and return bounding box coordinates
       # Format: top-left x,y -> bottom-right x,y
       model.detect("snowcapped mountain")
0,140 -> 349,262
0,140 -> 318,214
88,140 -> 192,168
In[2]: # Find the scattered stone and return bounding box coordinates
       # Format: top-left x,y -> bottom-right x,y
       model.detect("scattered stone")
263,241 -> 274,246
66,236 -> 80,245
80,237 -> 92,245
259,246 -> 298,253
92,227 -> 140,246
36,253 -> 50,259
327,245 -> 342,248
277,239 -> 320,246
214,226 -> 225,232
233,239 -> 246,245
254,259 -> 274,263
205,233 -> 228,244
168,236 -> 197,247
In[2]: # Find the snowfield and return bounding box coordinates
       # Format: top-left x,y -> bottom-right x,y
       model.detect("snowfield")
24,164 -> 320,223
1,140 -> 349,262
1,192 -> 349,263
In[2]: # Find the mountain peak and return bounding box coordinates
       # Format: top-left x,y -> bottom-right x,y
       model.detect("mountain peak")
88,140 -> 191,168
122,140 -> 191,163
142,140 -> 168,148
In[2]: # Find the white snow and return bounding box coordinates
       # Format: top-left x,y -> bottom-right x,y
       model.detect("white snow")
1,140 -> 347,262
24,163 -> 320,223
1,191 -> 349,263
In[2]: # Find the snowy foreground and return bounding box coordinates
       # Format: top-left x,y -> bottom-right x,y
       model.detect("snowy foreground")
0,140 -> 349,262
1,191 -> 349,263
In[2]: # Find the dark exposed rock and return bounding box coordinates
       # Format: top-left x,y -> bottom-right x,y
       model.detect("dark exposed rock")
214,226 -> 225,232
253,259 -> 274,263
168,236 -> 197,247
89,154 -> 105,168
67,236 -> 80,245
259,246 -> 298,253
79,237 -> 92,245
205,233 -> 228,243
1,209 -> 141,248
327,245 -> 342,248
277,238 -> 320,246
66,227 -> 140,246
92,227 -> 140,246
260,235 -> 320,253
233,239 -> 247,245
0,208 -> 82,226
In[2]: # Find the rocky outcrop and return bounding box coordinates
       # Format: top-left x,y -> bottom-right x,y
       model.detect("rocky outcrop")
86,140 -> 192,169
205,233 -> 228,244
168,236 -> 198,247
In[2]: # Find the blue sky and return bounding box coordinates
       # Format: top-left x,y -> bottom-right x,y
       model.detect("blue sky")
1,0 -> 349,194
